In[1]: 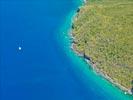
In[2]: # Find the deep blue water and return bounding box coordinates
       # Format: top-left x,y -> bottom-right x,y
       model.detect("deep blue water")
0,0 -> 133,100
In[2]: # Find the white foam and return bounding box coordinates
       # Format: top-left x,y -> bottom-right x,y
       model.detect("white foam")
18,46 -> 22,50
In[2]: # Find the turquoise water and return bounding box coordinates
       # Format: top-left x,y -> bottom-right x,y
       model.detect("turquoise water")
0,0 -> 133,100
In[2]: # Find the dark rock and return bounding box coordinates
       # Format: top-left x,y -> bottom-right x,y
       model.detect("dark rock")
77,8 -> 80,13
72,24 -> 74,29
131,87 -> 133,94
131,80 -> 133,94
83,53 -> 91,61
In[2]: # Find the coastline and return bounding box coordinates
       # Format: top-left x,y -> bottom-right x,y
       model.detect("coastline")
70,1 -> 133,96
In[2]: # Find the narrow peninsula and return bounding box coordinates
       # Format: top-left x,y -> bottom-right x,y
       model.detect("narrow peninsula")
72,0 -> 133,95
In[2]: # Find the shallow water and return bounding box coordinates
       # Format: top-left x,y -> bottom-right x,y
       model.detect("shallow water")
0,0 -> 133,100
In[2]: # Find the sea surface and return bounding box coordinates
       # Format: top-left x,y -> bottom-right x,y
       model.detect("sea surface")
0,0 -> 133,100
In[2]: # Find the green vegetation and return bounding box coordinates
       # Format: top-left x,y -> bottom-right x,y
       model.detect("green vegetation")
72,0 -> 133,91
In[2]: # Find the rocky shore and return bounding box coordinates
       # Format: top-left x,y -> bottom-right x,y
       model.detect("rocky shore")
70,1 -> 133,95
71,41 -> 133,95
